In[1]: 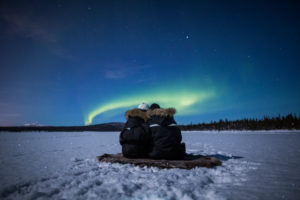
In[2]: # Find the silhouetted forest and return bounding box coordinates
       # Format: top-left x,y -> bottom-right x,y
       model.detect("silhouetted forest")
1,114 -> 299,132
179,114 -> 300,131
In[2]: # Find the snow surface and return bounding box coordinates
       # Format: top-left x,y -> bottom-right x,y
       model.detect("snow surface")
0,131 -> 300,200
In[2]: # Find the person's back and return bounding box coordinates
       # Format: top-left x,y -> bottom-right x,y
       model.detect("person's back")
147,107 -> 185,160
119,107 -> 151,158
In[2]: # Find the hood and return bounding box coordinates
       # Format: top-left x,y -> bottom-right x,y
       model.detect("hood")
147,108 -> 176,117
125,108 -> 148,122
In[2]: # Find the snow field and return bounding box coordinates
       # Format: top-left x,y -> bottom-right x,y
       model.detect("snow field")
1,131 -> 299,199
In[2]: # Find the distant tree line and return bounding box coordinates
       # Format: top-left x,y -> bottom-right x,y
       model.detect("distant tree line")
179,114 -> 300,131
1,114 -> 299,132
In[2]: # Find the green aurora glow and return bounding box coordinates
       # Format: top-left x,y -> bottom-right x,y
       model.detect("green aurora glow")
84,88 -> 216,125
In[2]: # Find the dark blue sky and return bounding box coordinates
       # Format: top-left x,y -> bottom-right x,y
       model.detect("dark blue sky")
0,0 -> 299,126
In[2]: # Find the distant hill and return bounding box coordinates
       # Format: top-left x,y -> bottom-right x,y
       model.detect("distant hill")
0,122 -> 125,132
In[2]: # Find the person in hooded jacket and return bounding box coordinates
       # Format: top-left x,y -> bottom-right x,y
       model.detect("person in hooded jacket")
147,103 -> 186,160
119,103 -> 152,158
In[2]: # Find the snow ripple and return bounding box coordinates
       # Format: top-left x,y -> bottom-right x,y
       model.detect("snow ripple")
0,157 -> 257,200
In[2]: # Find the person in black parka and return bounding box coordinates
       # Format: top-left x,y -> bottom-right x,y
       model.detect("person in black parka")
119,106 -> 152,158
147,105 -> 186,160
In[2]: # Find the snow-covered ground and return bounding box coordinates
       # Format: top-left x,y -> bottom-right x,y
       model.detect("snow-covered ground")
0,131 -> 300,200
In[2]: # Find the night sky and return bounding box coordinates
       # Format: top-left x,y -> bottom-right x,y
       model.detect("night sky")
0,0 -> 299,126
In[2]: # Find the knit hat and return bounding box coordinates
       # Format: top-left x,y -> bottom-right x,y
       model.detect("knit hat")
138,103 -> 149,111
150,103 -> 160,110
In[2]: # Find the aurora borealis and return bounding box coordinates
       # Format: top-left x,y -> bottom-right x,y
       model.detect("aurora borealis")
0,0 -> 300,126
85,87 -> 215,125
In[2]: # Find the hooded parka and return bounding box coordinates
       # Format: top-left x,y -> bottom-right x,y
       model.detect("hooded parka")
119,109 -> 151,158
147,108 -> 186,160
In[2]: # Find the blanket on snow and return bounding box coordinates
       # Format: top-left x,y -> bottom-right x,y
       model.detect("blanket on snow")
97,153 -> 221,169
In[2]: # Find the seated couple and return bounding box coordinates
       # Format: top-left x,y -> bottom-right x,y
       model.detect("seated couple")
119,103 -> 186,160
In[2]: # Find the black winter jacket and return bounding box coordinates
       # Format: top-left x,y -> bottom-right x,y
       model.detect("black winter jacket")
147,108 -> 185,160
119,109 -> 151,158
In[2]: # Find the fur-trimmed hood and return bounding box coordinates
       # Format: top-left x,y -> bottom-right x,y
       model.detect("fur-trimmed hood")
125,108 -> 148,122
147,108 -> 176,117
